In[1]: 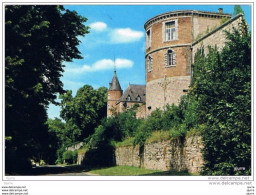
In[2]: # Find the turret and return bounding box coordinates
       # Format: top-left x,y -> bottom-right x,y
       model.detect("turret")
107,70 -> 123,117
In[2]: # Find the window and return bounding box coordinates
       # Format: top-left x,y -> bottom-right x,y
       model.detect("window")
165,49 -> 176,67
126,95 -> 131,101
146,29 -> 151,48
136,95 -> 141,101
147,55 -> 153,72
108,94 -> 110,100
165,21 -> 176,41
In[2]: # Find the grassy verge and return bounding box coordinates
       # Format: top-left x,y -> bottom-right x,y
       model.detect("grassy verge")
89,166 -> 198,176
114,137 -> 135,147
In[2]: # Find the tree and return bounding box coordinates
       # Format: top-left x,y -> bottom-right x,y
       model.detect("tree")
60,85 -> 108,141
191,20 -> 251,175
233,5 -> 244,16
5,5 -> 89,173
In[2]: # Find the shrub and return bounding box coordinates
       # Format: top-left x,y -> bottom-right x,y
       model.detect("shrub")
62,150 -> 73,164
162,104 -> 183,130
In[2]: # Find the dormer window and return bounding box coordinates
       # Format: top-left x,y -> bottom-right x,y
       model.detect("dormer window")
136,95 -> 141,101
126,95 -> 131,101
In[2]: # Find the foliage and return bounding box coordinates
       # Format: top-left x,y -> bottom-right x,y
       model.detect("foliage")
191,21 -> 251,175
145,131 -> 170,144
60,85 -> 108,141
62,151 -> 73,164
113,137 -> 135,147
48,84 -> 107,164
233,5 -> 244,16
62,150 -> 78,164
5,5 -> 89,173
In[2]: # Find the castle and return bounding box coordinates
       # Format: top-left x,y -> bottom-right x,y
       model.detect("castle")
107,9 -> 244,118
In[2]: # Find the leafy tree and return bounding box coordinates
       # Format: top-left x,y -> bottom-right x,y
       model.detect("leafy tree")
5,5 -> 89,173
60,85 -> 108,141
191,20 -> 251,175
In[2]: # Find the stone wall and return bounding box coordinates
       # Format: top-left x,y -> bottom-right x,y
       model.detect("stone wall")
146,76 -> 190,116
136,104 -> 146,119
66,142 -> 83,152
115,135 -> 204,174
192,14 -> 243,60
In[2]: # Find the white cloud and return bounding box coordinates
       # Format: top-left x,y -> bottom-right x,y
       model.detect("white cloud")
90,22 -> 107,32
66,58 -> 134,74
110,28 -> 144,43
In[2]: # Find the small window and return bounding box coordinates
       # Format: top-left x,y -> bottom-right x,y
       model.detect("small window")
136,95 -> 141,101
126,95 -> 131,101
165,21 -> 176,41
108,94 -> 110,100
146,29 -> 151,48
148,55 -> 153,72
165,49 -> 176,67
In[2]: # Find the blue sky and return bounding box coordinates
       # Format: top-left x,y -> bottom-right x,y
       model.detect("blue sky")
47,4 -> 251,119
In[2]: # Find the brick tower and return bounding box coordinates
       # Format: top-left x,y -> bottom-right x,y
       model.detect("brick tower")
107,70 -> 123,117
144,9 -> 231,115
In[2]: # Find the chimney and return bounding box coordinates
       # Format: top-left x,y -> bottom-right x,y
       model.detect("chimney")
218,8 -> 223,14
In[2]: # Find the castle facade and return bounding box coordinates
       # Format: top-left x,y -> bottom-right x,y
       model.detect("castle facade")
107,9 -> 244,118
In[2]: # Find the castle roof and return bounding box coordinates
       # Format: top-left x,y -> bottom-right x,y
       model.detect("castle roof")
118,84 -> 146,103
109,70 -> 122,91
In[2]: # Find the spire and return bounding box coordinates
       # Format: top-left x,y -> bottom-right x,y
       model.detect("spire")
109,69 -> 122,91
114,55 -> 116,74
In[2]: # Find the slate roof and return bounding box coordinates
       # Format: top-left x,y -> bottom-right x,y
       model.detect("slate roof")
118,84 -> 146,103
109,70 -> 122,91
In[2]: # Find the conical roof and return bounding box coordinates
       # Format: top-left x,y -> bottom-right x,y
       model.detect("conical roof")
109,70 -> 122,90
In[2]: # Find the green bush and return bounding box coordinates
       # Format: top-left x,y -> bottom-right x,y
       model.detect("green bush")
191,22 -> 251,175
162,104 -> 183,130
62,150 -> 73,164
72,150 -> 78,163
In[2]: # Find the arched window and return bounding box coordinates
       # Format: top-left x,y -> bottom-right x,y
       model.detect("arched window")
165,49 -> 176,67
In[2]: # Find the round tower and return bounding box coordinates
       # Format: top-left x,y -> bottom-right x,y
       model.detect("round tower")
107,70 -> 123,117
144,10 -> 231,115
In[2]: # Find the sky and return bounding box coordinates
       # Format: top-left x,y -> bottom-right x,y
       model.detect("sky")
47,4 -> 252,119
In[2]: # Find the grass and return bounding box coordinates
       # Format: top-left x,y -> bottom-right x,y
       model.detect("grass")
145,130 -> 171,144
114,137 -> 135,147
89,166 -> 198,176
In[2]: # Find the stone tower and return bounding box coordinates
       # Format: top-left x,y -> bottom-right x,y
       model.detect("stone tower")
107,70 -> 123,117
144,9 -> 231,115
